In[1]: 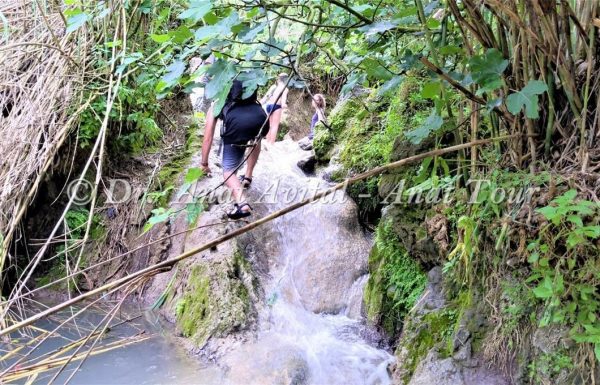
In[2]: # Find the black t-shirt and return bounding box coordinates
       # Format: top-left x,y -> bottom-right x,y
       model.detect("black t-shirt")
219,101 -> 268,144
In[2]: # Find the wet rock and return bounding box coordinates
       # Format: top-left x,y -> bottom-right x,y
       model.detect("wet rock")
409,351 -> 463,385
296,154 -> 316,174
409,350 -> 508,385
223,342 -> 309,385
415,267 -> 446,313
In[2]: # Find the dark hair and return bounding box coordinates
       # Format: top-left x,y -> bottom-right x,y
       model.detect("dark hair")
227,80 -> 258,103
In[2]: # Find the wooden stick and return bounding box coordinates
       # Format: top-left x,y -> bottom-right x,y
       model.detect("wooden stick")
0,135 -> 519,337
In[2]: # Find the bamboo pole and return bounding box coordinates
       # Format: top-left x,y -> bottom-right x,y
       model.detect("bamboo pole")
0,135 -> 520,337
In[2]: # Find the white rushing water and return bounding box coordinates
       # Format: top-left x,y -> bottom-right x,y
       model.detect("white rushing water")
207,140 -> 394,385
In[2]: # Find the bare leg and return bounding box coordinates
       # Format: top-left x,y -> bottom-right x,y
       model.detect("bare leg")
224,170 -> 245,204
244,141 -> 261,179
267,108 -> 283,144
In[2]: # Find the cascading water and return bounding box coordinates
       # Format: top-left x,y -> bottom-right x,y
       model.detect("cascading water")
207,140 -> 394,384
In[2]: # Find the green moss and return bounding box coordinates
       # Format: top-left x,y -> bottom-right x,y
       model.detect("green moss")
153,120 -> 203,206
174,247 -> 255,347
401,308 -> 458,382
36,263 -> 67,289
313,122 -> 335,161
364,220 -> 427,336
176,266 -> 211,341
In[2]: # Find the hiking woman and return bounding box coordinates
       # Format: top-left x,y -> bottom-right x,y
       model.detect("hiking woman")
200,80 -> 268,219
299,93 -> 326,151
260,73 -> 289,145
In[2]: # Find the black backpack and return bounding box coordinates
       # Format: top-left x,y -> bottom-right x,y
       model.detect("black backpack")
220,80 -> 269,143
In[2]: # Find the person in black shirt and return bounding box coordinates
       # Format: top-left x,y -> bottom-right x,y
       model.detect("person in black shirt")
200,80 -> 268,219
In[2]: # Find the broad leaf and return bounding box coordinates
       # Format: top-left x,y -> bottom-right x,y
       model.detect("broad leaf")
421,81 -> 441,99
506,80 -> 548,119
66,13 -> 90,34
362,58 -> 393,81
178,0 -> 212,22
159,60 -> 185,89
532,276 -> 553,299
186,201 -> 204,224
184,167 -> 204,184
377,76 -> 403,97
194,25 -> 220,42
150,34 -> 170,43
340,73 -> 366,96
358,20 -> 399,36
204,60 -> 237,100
238,69 -> 268,99
405,110 -> 443,144
239,21 -> 267,42
468,48 -> 508,95
143,208 -> 173,233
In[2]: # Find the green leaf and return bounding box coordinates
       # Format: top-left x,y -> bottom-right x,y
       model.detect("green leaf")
170,25 -> 193,44
582,226 -> 600,239
421,81 -> 441,99
567,215 -> 584,227
358,20 -> 399,36
204,60 -> 237,100
405,110 -> 443,144
340,73 -> 366,96
66,13 -> 90,34
186,201 -> 204,224
143,208 -> 173,233
528,252 -> 539,264
178,0 -> 212,22
595,344 -> 600,362
377,76 -> 403,97
150,34 -> 170,43
238,69 -> 268,99
116,52 -> 143,75
438,45 -> 462,55
184,167 -> 204,184
158,60 -> 185,90
537,206 -> 559,222
532,276 -> 553,299
362,58 -> 393,81
505,80 -> 548,119
468,49 -> 508,95
239,21 -> 267,42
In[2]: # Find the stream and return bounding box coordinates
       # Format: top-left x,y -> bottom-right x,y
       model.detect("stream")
194,140 -> 395,384
4,140 -> 393,384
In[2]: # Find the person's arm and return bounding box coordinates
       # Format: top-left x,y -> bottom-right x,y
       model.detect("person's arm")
200,105 -> 217,173
282,88 -> 289,109
260,85 -> 275,105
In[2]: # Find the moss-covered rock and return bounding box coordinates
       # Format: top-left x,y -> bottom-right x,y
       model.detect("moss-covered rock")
364,220 -> 427,336
174,248 -> 257,347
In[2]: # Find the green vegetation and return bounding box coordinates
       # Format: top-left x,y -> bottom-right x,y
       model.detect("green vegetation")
4,0 -> 600,382
174,249 -> 255,347
364,220 -> 427,336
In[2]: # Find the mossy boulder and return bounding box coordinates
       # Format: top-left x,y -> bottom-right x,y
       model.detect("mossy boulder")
364,220 -> 427,336
174,248 -> 257,347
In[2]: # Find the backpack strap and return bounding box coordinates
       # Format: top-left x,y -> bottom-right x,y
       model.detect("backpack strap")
220,100 -> 236,138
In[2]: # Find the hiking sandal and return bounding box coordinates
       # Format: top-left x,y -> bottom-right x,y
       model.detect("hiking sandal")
227,203 -> 253,220
239,175 -> 253,188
